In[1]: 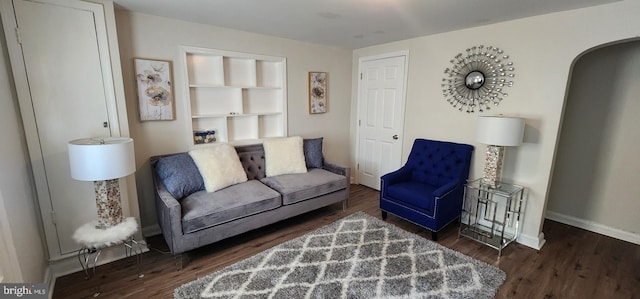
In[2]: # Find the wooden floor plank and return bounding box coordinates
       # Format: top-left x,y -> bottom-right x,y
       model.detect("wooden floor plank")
52,184 -> 640,298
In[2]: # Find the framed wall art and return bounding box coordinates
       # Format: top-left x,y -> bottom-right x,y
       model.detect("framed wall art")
134,58 -> 175,121
309,71 -> 327,114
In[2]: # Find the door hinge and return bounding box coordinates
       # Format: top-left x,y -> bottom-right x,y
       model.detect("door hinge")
357,163 -> 359,170
360,73 -> 363,80
50,211 -> 56,225
358,120 -> 361,126
15,27 -> 22,45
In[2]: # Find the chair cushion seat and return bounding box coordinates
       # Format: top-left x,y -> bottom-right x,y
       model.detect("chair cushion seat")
261,168 -> 348,205
181,180 -> 281,234
385,182 -> 436,212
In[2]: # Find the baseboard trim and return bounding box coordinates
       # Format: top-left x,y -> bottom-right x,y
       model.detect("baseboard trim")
546,211 -> 640,245
517,232 -> 546,250
142,224 -> 161,237
44,267 -> 54,299
48,243 -> 149,296
472,216 -> 546,250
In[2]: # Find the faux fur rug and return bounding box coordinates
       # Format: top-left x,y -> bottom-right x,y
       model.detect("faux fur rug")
174,212 -> 505,299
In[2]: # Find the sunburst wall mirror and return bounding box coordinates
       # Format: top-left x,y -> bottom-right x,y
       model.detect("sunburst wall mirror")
441,45 -> 515,113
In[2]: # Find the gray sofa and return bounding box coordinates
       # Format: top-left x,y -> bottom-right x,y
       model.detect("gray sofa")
150,142 -> 350,255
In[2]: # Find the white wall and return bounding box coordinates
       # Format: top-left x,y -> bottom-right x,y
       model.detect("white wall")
114,11 -> 353,232
0,19 -> 47,282
547,41 -> 640,242
351,1 -> 640,249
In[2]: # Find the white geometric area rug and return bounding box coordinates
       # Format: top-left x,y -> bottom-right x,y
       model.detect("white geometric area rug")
174,212 -> 505,299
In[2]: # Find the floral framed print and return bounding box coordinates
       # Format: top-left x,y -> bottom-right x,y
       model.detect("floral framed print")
309,71 -> 327,114
134,58 -> 175,121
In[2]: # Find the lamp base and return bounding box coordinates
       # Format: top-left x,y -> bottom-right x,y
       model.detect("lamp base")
93,179 -> 124,229
482,145 -> 505,188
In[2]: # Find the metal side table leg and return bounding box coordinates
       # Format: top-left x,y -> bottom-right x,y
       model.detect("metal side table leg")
77,246 -> 102,297
124,238 -> 144,278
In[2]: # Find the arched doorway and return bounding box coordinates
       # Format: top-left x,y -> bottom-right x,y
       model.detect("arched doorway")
546,40 -> 640,244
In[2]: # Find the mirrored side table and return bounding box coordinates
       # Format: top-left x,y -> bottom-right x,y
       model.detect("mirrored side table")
458,179 -> 525,257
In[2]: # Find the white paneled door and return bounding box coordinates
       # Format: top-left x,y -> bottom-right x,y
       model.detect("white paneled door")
357,53 -> 408,190
6,0 -> 119,258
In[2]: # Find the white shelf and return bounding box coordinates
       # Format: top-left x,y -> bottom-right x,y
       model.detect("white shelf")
192,112 -> 282,119
189,84 -> 281,90
181,46 -> 287,145
186,54 -> 224,86
188,84 -> 231,88
223,57 -> 256,87
256,60 -> 283,88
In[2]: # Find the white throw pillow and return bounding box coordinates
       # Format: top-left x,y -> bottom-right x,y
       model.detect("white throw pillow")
188,144 -> 248,193
263,136 -> 308,177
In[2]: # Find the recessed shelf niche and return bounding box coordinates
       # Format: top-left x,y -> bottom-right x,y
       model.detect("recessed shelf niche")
180,46 -> 287,146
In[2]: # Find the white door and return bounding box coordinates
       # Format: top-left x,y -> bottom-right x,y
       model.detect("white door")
357,53 -> 408,190
9,0 -> 116,256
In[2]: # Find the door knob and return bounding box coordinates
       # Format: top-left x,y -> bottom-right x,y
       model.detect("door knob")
392,135 -> 399,140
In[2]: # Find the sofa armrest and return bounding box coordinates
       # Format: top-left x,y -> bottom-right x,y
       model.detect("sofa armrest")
322,161 -> 350,209
155,184 -> 181,218
151,165 -> 184,254
380,166 -> 412,188
433,181 -> 465,220
433,181 -> 458,198
323,161 -> 350,180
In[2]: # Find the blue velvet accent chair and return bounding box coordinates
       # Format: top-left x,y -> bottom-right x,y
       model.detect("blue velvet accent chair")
380,139 -> 473,241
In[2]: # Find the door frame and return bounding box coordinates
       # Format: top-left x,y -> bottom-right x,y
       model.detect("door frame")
0,191 -> 21,282
355,51 -> 410,188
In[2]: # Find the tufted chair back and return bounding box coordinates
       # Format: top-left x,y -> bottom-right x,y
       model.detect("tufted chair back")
405,139 -> 474,187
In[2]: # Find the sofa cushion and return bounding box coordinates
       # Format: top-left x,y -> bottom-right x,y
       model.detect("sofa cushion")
303,137 -> 324,168
263,136 -> 307,177
260,168 -> 347,205
189,144 -> 248,193
385,181 -> 435,213
154,153 -> 205,199
180,180 -> 281,234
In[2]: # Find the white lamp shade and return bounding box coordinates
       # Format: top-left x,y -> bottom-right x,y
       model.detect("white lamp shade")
68,137 -> 135,181
476,116 -> 525,146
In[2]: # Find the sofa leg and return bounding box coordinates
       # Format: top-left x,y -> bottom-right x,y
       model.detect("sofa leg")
431,231 -> 438,241
381,211 -> 387,220
342,199 -> 348,211
174,253 -> 189,271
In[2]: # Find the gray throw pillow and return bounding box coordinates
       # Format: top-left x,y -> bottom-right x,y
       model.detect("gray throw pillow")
155,153 -> 205,199
303,137 -> 324,168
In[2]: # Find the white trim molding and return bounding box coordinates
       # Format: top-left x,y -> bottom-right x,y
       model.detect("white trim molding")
48,243 -> 150,295
517,232 -> 546,250
546,211 -> 640,245
142,224 -> 161,237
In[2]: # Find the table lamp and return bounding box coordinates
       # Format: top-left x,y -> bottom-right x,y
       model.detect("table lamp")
68,137 -> 135,229
476,116 -> 524,187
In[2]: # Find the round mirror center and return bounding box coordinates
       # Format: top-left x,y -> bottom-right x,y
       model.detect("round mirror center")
465,71 -> 485,90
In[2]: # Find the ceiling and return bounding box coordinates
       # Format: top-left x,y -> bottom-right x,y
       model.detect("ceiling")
113,0 -> 620,49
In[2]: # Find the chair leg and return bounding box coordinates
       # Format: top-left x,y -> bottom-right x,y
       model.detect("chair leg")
381,211 -> 387,220
431,231 -> 438,241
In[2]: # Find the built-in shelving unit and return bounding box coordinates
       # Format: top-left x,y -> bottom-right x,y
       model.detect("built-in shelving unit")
180,46 -> 287,147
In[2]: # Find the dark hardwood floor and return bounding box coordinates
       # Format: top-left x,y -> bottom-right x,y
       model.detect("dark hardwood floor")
53,184 -> 640,298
